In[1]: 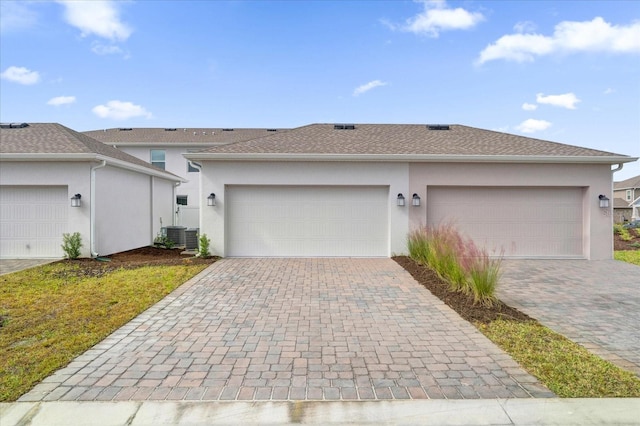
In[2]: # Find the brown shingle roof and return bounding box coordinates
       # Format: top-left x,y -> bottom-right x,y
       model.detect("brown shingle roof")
613,198 -> 633,208
83,127 -> 288,145
191,123 -> 631,159
614,175 -> 640,190
0,123 -> 180,179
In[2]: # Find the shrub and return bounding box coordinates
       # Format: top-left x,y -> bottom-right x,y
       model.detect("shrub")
153,234 -> 175,249
407,224 -> 500,306
61,232 -> 82,259
613,224 -> 633,241
198,234 -> 211,258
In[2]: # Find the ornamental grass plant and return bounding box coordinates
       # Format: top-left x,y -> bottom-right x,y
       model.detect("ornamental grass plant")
408,223 -> 501,306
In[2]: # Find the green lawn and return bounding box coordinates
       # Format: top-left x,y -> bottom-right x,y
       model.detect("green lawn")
0,261 -> 210,402
614,250 -> 640,266
478,319 -> 640,397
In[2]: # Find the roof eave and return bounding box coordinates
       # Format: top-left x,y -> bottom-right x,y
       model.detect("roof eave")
184,153 -> 638,164
0,153 -> 184,182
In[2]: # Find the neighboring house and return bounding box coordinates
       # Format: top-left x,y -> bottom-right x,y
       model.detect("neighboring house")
185,123 -> 637,260
613,197 -> 633,223
613,174 -> 640,222
630,196 -> 640,222
84,127 -> 287,228
0,123 -> 182,259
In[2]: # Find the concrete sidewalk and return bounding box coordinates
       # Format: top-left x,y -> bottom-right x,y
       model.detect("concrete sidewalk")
2,399 -> 639,425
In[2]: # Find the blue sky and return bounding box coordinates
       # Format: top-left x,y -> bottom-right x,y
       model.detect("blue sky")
1,0 -> 639,180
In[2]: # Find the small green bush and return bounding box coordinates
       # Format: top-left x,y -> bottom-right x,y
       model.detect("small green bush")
153,234 -> 175,249
61,232 -> 83,259
613,224 -> 633,241
198,234 -> 211,258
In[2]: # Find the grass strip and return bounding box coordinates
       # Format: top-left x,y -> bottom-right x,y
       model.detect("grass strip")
614,250 -> 640,266
477,319 -> 640,397
0,261 -> 210,402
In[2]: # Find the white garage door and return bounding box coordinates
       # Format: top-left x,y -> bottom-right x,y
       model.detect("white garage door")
427,187 -> 584,258
0,186 -> 68,258
227,186 -> 388,257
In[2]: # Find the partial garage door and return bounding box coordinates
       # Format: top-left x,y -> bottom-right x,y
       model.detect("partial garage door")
427,187 -> 583,258
227,186 -> 388,257
0,186 -> 68,258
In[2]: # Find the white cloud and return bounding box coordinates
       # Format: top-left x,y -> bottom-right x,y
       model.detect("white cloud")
522,103 -> 538,111
477,17 -> 640,64
513,21 -> 536,34
536,92 -> 581,109
92,100 -> 152,120
353,80 -> 388,96
516,119 -> 552,133
397,0 -> 484,37
0,1 -> 37,33
0,66 -> 40,85
603,88 -> 615,95
57,0 -> 132,42
47,96 -> 76,106
91,42 -> 124,55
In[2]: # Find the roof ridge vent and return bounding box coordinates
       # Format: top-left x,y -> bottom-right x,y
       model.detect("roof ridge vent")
266,129 -> 278,132
334,124 -> 356,130
427,124 -> 450,130
165,128 -> 177,131
119,128 -> 132,131
222,128 -> 234,131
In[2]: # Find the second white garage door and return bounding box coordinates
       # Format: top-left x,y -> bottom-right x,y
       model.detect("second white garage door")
427,187 -> 584,258
226,186 -> 389,257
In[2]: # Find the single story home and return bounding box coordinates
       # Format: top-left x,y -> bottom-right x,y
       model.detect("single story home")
0,123 -> 182,259
613,174 -> 640,222
185,123 -> 637,260
84,127 -> 288,228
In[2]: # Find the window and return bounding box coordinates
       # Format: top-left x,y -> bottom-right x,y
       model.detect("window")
176,195 -> 188,206
627,190 -> 632,201
151,149 -> 165,170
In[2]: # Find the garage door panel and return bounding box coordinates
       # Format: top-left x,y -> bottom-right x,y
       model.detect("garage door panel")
427,187 -> 583,258
1,186 -> 68,258
227,186 -> 388,257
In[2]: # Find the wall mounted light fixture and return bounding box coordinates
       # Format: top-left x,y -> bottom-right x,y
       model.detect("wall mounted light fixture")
207,193 -> 216,207
598,194 -> 610,208
412,193 -> 421,206
397,193 -> 405,207
70,193 -> 82,207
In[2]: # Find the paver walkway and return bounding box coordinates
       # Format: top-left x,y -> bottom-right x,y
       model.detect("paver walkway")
500,259 -> 640,377
0,259 -> 56,276
21,258 -> 552,402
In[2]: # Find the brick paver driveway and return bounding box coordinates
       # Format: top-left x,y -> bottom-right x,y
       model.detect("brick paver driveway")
500,259 -> 640,377
22,258 -> 552,402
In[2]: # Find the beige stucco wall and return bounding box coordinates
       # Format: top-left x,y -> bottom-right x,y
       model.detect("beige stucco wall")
119,146 -> 200,227
408,162 -> 614,260
199,161 -> 409,257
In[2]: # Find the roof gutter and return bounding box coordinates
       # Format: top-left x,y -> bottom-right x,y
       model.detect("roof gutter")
0,153 -> 185,182
183,153 -> 638,164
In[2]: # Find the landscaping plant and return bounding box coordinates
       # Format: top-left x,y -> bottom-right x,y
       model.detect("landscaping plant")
61,232 -> 82,259
198,233 -> 211,258
408,224 -> 500,306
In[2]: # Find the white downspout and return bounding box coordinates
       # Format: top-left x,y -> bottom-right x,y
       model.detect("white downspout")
90,160 -> 107,257
173,182 -> 181,225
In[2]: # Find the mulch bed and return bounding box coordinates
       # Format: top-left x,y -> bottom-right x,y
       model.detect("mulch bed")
55,246 -> 217,278
393,256 -> 533,325
614,227 -> 640,251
